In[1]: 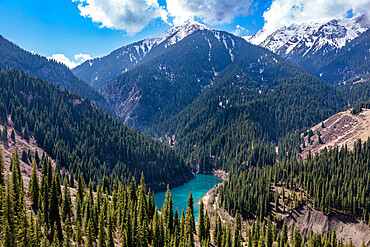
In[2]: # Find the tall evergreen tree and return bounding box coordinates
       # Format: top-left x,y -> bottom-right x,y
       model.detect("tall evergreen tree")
29,160 -> 40,210
0,147 -> 4,187
49,176 -> 62,241
61,177 -> 72,223
98,209 -> 106,247
198,200 -> 205,242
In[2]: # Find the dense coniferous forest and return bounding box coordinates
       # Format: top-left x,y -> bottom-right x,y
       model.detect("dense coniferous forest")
219,138 -> 370,224
0,147 -> 359,246
0,35 -> 108,109
152,56 -> 346,172
317,29 -> 370,85
0,68 -> 192,189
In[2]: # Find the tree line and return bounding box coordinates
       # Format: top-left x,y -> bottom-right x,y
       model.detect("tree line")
0,68 -> 192,190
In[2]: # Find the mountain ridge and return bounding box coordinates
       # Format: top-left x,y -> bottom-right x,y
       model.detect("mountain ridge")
247,14 -> 370,83
73,21 -> 214,88
0,35 -> 108,109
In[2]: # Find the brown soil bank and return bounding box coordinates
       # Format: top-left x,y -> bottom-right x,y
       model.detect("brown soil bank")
300,109 -> 370,159
282,205 -> 370,246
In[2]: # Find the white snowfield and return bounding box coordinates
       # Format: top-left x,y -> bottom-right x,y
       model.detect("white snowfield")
247,14 -> 369,57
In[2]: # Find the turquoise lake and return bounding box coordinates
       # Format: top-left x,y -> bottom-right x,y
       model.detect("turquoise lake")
154,174 -> 223,221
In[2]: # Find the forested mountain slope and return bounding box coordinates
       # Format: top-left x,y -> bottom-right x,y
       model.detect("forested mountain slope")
0,35 -> 108,109
73,21 -> 213,88
249,14 -> 369,85
151,40 -> 346,172
0,68 -> 192,190
318,29 -> 370,84
101,28 -> 241,129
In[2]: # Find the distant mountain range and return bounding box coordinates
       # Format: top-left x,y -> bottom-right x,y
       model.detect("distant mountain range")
1,18 -> 369,173
248,14 -> 370,84
70,19 -> 370,132
0,35 -> 108,109
73,21 -> 214,89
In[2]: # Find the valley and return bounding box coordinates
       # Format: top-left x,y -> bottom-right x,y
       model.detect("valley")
0,9 -> 369,246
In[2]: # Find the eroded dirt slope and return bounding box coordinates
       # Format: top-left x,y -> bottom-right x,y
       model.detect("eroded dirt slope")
300,109 -> 370,159
283,205 -> 370,246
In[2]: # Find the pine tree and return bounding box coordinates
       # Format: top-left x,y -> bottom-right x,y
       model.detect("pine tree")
86,219 -> 94,247
19,213 -> 30,247
34,149 -> 40,165
266,220 -> 273,247
162,185 -> 174,234
61,177 -> 72,223
98,209 -> 106,247
184,192 -> 195,247
76,170 -> 85,223
214,216 -> 222,247
186,192 -> 195,234
281,222 -> 288,243
1,124 -> 8,142
198,200 -> 205,242
108,210 -> 115,247
29,160 -> 40,210
49,176 -> 62,241
63,216 -> 73,247
29,211 -> 39,247
10,149 -> 25,215
0,146 -> 4,186
76,219 -> 83,246
21,149 -> 28,164
10,129 -> 15,143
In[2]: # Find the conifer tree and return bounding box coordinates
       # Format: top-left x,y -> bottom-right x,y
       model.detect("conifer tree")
0,146 -> 4,186
10,129 -> 15,143
34,149 -> 40,165
86,219 -> 94,247
185,192 -> 195,234
198,200 -> 205,242
62,177 -> 72,223
49,176 -> 62,241
1,124 -> 8,142
108,210 -> 115,247
29,160 -> 40,210
19,213 -> 29,247
98,209 -> 106,247
63,216 -> 73,247
281,222 -> 288,244
162,185 -> 174,234
184,192 -> 195,247
76,219 -> 83,247
10,149 -> 25,215
266,220 -> 273,247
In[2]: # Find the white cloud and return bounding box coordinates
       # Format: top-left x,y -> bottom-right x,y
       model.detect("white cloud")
50,54 -> 78,69
262,0 -> 370,35
75,53 -> 93,62
232,25 -> 248,36
72,0 -> 167,35
166,0 -> 252,25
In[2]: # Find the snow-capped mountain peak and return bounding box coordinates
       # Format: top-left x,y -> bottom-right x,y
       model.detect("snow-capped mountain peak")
248,14 -> 369,56
141,20 -> 214,51
73,21 -> 215,87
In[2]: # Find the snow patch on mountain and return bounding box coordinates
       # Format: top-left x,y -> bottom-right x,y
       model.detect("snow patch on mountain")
248,14 -> 369,57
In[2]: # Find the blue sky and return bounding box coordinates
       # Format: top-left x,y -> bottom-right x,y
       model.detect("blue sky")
0,0 -> 367,67
0,0 -> 268,63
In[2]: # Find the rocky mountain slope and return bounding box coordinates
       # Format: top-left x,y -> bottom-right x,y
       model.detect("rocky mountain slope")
99,24 -> 242,129
300,108 -> 370,159
73,21 -> 213,88
248,14 -> 370,84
